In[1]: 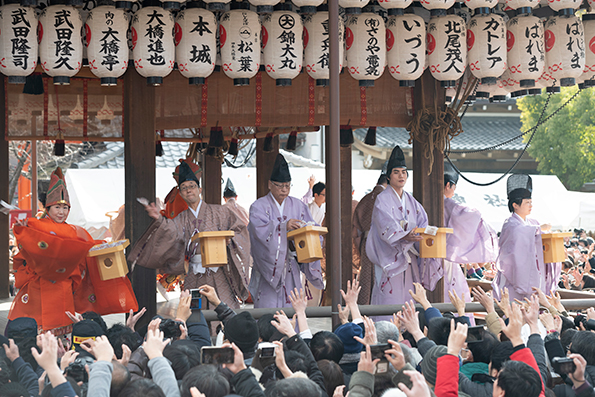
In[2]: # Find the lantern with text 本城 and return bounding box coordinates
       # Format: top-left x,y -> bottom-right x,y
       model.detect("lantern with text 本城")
86,5 -> 129,86
544,15 -> 585,87
175,4 -> 216,85
467,10 -> 506,85
386,11 -> 425,86
291,0 -> 324,15
506,12 -> 544,88
38,4 -> 83,85
427,14 -> 467,87
219,2 -> 260,86
262,5 -> 303,86
582,14 -> 595,87
0,3 -> 37,84
303,9 -> 344,86
345,12 -> 386,86
132,3 -> 175,86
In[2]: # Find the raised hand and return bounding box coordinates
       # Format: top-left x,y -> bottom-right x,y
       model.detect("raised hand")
398,370 -> 432,397
81,335 -> 114,362
446,320 -> 468,357
499,302 -> 523,347
338,304 -> 351,325
397,301 -> 424,342
494,287 -> 511,318
143,329 -> 170,360
448,290 -> 466,317
471,286 -> 494,313
385,339 -> 406,371
271,310 -> 297,338
198,285 -> 221,307
353,316 -> 377,346
289,288 -> 307,315
221,342 -> 247,375
126,307 -> 147,332
409,282 -> 431,310
357,344 -> 380,374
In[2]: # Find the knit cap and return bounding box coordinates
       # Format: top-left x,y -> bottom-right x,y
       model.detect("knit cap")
420,345 -> 448,386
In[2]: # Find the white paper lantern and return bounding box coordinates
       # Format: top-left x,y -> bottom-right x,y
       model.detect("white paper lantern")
544,15 -> 585,87
547,0 -> 581,13
85,5 -> 128,86
427,14 -> 467,86
504,0 -> 538,11
386,12 -> 425,86
303,10 -> 344,86
506,14 -> 544,88
339,0 -> 370,14
476,77 -> 509,101
262,7 -> 302,85
501,68 -> 528,97
0,3 -> 37,84
175,5 -> 216,85
249,0 -> 281,15
38,5 -> 83,85
131,6 -> 175,86
582,14 -> 595,87
203,0 -> 231,12
160,0 -> 184,11
219,4 -> 260,86
291,0 -> 324,14
378,0 -> 412,12
345,12 -> 386,86
420,0 -> 456,13
464,0 -> 498,11
467,12 -> 506,85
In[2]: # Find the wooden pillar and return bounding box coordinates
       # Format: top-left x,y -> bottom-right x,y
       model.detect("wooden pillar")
256,136 -> 279,199
203,155 -> 222,204
0,76 -> 9,298
412,70 -> 445,303
340,146 -> 352,290
124,69 -> 157,325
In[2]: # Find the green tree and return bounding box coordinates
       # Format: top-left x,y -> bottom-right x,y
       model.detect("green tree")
517,87 -> 595,190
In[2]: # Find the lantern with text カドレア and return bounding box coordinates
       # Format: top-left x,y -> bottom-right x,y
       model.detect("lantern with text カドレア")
427,13 -> 467,87
386,11 -> 425,86
582,14 -> 595,87
467,10 -> 507,85
345,12 -> 386,87
506,12 -> 545,88
0,3 -> 38,84
303,9 -> 344,86
544,14 -> 585,87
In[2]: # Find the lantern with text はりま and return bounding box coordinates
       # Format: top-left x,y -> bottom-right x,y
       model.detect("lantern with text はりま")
175,5 -> 216,85
386,12 -> 425,87
132,4 -> 175,86
345,13 -> 386,87
219,3 -> 261,86
303,10 -> 344,86
506,14 -> 545,88
0,3 -> 37,84
38,5 -> 83,85
544,15 -> 585,87
582,14 -> 595,87
86,5 -> 129,86
262,6 -> 303,86
427,14 -> 467,87
467,11 -> 507,85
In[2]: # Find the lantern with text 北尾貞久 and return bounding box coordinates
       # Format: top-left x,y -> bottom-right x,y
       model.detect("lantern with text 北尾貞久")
544,15 -> 585,87
377,0 -> 411,12
0,3 -> 38,84
303,8 -> 344,86
506,12 -> 544,89
467,10 -> 506,85
219,3 -> 260,86
85,5 -> 129,86
262,5 -> 303,86
427,14 -> 467,87
345,12 -> 386,87
582,14 -> 595,87
291,0 -> 324,15
131,2 -> 175,86
420,0 -> 456,14
386,11 -> 425,86
38,4 -> 83,85
175,4 -> 216,85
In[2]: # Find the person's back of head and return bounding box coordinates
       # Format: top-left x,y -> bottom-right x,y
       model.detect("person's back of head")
264,377 -> 324,397
110,360 -> 130,397
257,314 -> 277,342
420,345 -> 447,386
83,311 -> 108,334
494,360 -> 542,397
277,351 -> 308,379
570,330 -> 595,365
311,331 -> 344,364
16,337 -> 39,373
428,317 -> 467,346
468,331 -> 498,364
373,371 -> 396,397
0,356 -> 11,386
489,341 -> 514,377
163,340 -> 202,380
117,378 -> 165,397
181,365 -> 230,397
223,311 -> 259,358
560,328 -> 578,353
381,389 -> 406,397
376,321 -> 400,344
317,359 -> 344,397
107,323 -> 141,360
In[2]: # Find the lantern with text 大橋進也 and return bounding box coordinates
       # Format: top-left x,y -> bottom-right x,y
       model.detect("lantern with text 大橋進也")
506,11 -> 544,89
544,14 -> 585,87
427,14 -> 467,87
303,8 -> 344,86
582,14 -> 595,87
85,5 -> 129,86
386,11 -> 425,86
0,3 -> 37,84
467,9 -> 506,85
175,4 -> 216,85
345,12 -> 386,87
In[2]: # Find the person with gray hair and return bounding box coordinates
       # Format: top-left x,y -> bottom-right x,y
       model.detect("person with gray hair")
375,321 -> 400,345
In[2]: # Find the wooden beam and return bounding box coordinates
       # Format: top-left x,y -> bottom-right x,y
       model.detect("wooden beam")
340,145 -> 352,291
0,76 -> 9,299
203,154 -> 222,205
256,136 -> 279,199
123,69 -> 157,326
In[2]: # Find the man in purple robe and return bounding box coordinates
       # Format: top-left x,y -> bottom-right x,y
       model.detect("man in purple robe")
366,146 -> 442,310
492,174 -> 555,302
248,154 -> 324,308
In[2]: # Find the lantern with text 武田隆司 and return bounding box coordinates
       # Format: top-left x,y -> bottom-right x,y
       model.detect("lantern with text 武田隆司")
85,5 -> 129,86
219,2 -> 260,86
427,13 -> 467,87
582,14 -> 595,87
303,7 -> 344,86
262,4 -> 303,86
506,11 -> 544,89
0,3 -> 37,84
345,12 -> 386,87
467,9 -> 506,85
386,11 -> 425,86
544,14 -> 585,87
38,4 -> 83,85
175,4 -> 216,85
131,1 -> 175,86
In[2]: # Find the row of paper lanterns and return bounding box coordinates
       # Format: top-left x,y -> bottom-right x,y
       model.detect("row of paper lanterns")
0,0 -> 593,88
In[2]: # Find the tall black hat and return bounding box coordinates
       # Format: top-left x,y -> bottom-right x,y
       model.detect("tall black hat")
178,161 -> 201,187
223,178 -> 237,198
270,154 -> 291,183
444,162 -> 459,186
507,174 -> 532,201
386,146 -> 407,176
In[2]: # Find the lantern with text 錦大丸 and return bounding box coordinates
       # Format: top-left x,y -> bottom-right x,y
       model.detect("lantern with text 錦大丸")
427,13 -> 467,87
345,12 -> 386,87
467,9 -> 506,85
506,11 -> 545,88
544,14 -> 585,87
0,3 -> 37,84
303,8 -> 344,86
386,11 -> 425,86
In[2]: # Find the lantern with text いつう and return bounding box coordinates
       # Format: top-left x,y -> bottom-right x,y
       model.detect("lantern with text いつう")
506,14 -> 544,88
249,0 -> 281,15
132,4 -> 175,86
175,5 -> 216,85
420,0 -> 456,15
345,13 -> 386,87
38,5 -> 83,85
464,0 -> 498,11
582,14 -> 595,87
386,11 -> 425,86
339,0 -> 370,15
291,0 -> 324,15
427,14 -> 467,87
467,11 -> 507,85
262,6 -> 303,86
85,5 -> 129,86
544,15 -> 585,87
303,10 -> 344,86
0,3 -> 37,84
378,0 -> 412,12
219,3 -> 261,86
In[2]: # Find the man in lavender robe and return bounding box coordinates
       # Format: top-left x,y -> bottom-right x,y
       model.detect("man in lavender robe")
248,154 -> 324,308
366,146 -> 442,311
492,174 -> 555,302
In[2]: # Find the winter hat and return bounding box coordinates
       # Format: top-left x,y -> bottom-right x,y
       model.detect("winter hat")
420,345 -> 448,386
334,323 -> 363,354
223,312 -> 259,354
